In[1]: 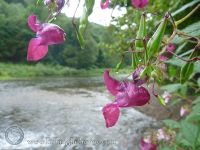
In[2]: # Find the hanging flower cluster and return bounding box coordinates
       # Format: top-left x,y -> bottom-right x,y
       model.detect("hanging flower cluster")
102,68 -> 150,127
27,0 -> 66,61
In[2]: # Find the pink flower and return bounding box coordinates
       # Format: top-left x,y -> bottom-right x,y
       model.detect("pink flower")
102,69 -> 150,127
131,0 -> 149,8
167,43 -> 176,52
159,55 -> 168,61
140,137 -> 157,150
100,0 -> 109,9
157,128 -> 170,142
44,0 -> 65,12
27,14 -> 66,61
162,91 -> 172,104
180,105 -> 190,117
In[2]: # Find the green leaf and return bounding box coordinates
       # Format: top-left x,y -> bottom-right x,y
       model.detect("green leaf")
180,62 -> 194,84
194,61 -> 200,73
161,83 -> 182,92
186,111 -> 200,122
140,65 -> 154,78
115,61 -> 123,72
163,119 -> 180,129
168,65 -> 177,77
172,0 -> 200,16
179,49 -> 193,57
176,42 -> 187,54
166,58 -> 185,67
197,78 -> 200,87
180,121 -> 199,147
192,96 -> 200,105
176,133 -> 192,147
173,21 -> 200,44
76,29 -> 85,49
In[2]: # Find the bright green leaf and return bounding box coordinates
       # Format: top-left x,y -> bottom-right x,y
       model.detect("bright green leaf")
180,62 -> 194,84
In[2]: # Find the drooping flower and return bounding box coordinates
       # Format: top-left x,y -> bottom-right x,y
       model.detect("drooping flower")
44,0 -> 65,12
131,0 -> 149,8
162,91 -> 172,104
140,137 -> 157,150
100,0 -> 109,9
27,14 -> 66,61
180,105 -> 190,117
167,43 -> 176,52
102,69 -> 150,127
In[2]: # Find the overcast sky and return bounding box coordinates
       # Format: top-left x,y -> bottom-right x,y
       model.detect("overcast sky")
61,0 -> 126,26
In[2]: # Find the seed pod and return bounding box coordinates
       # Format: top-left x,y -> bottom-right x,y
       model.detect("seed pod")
115,55 -> 124,72
135,13 -> 147,50
147,13 -> 169,59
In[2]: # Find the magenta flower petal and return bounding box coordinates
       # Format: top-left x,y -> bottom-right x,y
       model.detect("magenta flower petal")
103,69 -> 120,96
37,24 -> 65,45
126,83 -> 150,106
27,38 -> 48,61
115,92 -> 130,107
102,103 -> 120,128
28,14 -> 41,32
131,0 -> 149,8
140,138 -> 157,150
100,0 -> 109,9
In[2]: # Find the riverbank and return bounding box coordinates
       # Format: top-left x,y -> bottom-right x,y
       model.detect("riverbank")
0,63 -> 132,80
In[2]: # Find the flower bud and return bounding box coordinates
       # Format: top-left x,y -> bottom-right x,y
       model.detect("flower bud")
167,43 -> 176,52
180,105 -> 190,117
100,0 -> 109,9
44,0 -> 65,12
131,0 -> 149,9
162,91 -> 171,104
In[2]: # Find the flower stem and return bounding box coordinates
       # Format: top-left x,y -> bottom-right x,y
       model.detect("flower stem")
175,4 -> 200,26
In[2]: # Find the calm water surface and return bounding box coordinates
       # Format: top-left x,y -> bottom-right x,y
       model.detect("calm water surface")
0,77 -> 157,150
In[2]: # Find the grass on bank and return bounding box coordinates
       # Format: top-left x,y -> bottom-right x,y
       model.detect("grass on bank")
0,63 -> 131,80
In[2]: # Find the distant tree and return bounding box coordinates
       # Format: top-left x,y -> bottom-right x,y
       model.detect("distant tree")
96,50 -> 105,68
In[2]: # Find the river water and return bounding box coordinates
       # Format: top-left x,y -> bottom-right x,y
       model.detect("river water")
0,77 -> 157,150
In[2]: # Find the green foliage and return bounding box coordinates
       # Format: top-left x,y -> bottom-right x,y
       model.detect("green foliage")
0,63 -> 105,79
163,119 -> 180,129
180,62 -> 194,84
